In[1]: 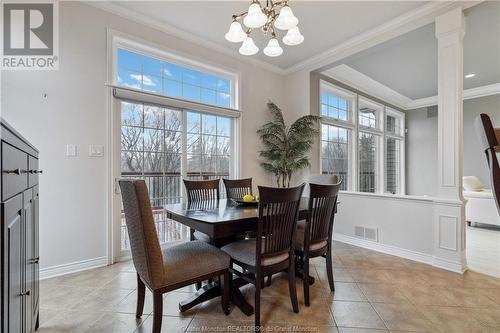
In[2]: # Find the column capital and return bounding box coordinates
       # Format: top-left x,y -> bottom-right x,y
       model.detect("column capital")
435,7 -> 465,38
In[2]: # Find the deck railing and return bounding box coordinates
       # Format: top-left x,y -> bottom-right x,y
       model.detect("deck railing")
120,172 -> 229,250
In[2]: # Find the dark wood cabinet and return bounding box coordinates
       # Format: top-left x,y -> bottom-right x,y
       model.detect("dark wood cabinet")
1,119 -> 40,333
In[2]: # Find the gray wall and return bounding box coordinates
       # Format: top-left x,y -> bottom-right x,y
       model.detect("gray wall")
405,94 -> 500,196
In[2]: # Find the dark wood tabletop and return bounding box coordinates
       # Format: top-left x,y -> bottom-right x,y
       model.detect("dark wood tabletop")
164,198 -> 309,240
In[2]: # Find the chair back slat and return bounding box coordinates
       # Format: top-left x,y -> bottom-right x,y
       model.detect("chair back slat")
183,179 -> 220,203
303,174 -> 338,197
307,183 -> 341,246
223,178 -> 253,199
119,180 -> 164,288
257,185 -> 305,261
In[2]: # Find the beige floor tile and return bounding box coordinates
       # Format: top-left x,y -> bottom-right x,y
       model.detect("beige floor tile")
40,284 -> 97,310
337,328 -> 388,333
383,270 -> 428,286
115,289 -> 154,316
470,306 -> 500,329
357,283 -> 409,304
438,288 -> 499,307
38,310 -> 105,333
103,272 -> 139,290
397,284 -> 458,307
39,307 -> 60,326
135,315 -> 192,333
476,288 -> 500,305
330,301 -> 386,330
331,282 -> 366,302
372,302 -> 434,332
259,297 -> 336,326
332,268 -> 355,283
85,312 -> 144,333
347,269 -> 391,284
417,305 -> 490,332
72,288 -> 134,311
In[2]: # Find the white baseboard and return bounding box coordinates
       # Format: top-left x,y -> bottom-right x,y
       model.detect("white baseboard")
334,233 -> 465,274
40,256 -> 108,280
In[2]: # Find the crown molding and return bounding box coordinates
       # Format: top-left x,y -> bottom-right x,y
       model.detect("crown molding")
86,1 -> 286,75
323,64 -> 412,110
283,1 -> 481,75
323,65 -> 500,110
408,83 -> 500,109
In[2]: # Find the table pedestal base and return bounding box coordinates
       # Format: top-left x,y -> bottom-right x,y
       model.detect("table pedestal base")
178,277 -> 254,316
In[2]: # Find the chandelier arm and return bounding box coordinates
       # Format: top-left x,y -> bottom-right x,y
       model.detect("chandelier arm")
232,12 -> 249,20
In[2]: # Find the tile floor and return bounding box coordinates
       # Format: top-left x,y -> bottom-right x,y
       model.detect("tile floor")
466,224 -> 500,278
38,241 -> 500,333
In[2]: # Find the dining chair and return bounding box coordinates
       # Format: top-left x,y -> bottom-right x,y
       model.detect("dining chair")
302,174 -> 338,197
119,179 -> 230,333
295,182 -> 341,306
183,178 -> 220,243
223,178 -> 253,199
475,113 -> 500,213
221,184 -> 305,328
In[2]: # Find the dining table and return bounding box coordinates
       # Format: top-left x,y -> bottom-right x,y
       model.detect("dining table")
163,197 -> 310,316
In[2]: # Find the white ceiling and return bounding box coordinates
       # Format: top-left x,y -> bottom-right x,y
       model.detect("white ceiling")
109,1 -> 427,70
323,1 -> 500,101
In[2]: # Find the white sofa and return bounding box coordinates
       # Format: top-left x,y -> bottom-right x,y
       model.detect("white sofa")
463,176 -> 500,227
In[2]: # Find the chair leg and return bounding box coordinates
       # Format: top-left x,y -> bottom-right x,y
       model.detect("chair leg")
288,257 -> 299,313
326,246 -> 335,292
152,290 -> 163,333
303,255 -> 310,306
136,273 -> 146,318
221,271 -> 230,315
255,273 -> 261,330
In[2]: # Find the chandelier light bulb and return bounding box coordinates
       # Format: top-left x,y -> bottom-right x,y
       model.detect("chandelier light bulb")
283,26 -> 304,46
274,5 -> 298,30
239,37 -> 259,56
225,21 -> 247,43
243,3 -> 268,28
263,38 -> 283,57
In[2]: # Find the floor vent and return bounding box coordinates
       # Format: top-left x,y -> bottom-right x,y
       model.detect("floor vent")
354,226 -> 378,242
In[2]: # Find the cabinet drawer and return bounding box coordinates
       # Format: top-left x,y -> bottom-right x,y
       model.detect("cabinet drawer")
2,143 -> 28,200
28,156 -> 39,187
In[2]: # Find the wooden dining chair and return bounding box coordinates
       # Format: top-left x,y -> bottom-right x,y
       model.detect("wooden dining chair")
221,184 -> 305,328
475,113 -> 500,213
119,179 -> 230,333
183,179 -> 220,243
223,178 -> 253,199
295,182 -> 341,306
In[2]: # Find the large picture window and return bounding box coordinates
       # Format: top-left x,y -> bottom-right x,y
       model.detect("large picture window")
320,81 -> 405,194
112,36 -> 239,253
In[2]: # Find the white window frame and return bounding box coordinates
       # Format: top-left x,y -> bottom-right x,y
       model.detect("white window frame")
319,80 -> 405,195
107,30 -> 242,261
319,82 -> 357,190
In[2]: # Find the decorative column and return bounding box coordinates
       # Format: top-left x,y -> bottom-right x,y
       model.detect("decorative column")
433,7 -> 467,273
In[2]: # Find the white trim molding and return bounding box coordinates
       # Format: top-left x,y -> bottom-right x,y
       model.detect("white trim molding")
40,257 -> 108,280
324,65 -> 500,111
86,0 -> 480,76
334,234 -> 466,273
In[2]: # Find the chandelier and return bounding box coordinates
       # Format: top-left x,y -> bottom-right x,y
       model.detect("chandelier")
225,0 -> 304,57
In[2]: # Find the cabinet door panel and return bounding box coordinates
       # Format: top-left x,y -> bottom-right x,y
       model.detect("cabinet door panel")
3,194 -> 23,333
23,189 -> 33,333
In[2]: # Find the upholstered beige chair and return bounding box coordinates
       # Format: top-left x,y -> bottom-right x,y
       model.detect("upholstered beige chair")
119,179 -> 230,333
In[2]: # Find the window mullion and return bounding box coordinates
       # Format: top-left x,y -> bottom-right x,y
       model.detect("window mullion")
181,110 -> 188,202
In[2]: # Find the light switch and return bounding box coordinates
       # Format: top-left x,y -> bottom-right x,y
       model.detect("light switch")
66,144 -> 77,157
89,145 -> 104,157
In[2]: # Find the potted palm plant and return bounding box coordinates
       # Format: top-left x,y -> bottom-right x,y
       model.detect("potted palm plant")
258,101 -> 321,187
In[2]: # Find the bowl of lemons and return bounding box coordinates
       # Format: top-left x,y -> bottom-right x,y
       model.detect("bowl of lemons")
232,194 -> 260,206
